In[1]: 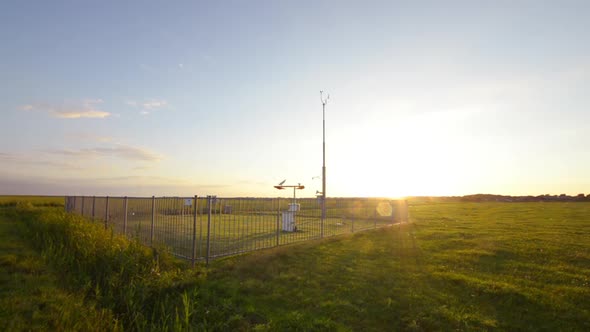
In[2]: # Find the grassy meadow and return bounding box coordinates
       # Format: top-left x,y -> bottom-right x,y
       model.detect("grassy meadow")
0,206 -> 118,331
208,201 -> 590,331
1,199 -> 589,330
0,195 -> 64,207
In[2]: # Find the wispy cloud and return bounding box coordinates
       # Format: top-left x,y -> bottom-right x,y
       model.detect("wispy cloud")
47,143 -> 162,162
0,152 -> 81,170
126,99 -> 168,115
66,133 -> 114,143
143,100 -> 167,109
0,173 -> 230,196
19,99 -> 110,119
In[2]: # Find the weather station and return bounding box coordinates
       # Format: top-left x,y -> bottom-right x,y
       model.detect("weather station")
274,180 -> 305,232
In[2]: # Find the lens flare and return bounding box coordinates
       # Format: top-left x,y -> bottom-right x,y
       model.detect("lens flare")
376,202 -> 392,217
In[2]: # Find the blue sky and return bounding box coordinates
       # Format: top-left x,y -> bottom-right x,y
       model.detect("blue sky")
1,1 -> 589,197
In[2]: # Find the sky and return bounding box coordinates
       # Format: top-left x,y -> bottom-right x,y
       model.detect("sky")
1,0 -> 589,198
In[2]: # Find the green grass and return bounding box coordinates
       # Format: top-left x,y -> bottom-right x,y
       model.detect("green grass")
3,200 -> 590,330
0,195 -> 64,207
0,203 -> 255,331
205,201 -> 590,331
120,213 -> 385,259
0,206 -> 119,331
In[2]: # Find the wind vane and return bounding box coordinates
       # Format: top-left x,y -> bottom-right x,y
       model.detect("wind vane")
274,179 -> 305,202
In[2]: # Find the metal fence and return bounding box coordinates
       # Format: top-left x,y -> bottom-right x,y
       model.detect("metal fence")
65,196 -> 409,264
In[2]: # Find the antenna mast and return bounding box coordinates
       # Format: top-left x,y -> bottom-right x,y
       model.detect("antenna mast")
320,91 -> 329,232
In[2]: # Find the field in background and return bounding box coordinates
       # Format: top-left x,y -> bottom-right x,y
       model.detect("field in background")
1,199 -> 589,330
208,201 -> 590,330
0,196 -> 64,207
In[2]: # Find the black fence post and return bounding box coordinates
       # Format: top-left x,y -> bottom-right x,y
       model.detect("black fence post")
105,196 -> 109,229
206,195 -> 212,265
150,196 -> 155,247
320,197 -> 325,238
92,196 -> 96,220
123,196 -> 128,235
192,195 -> 198,267
276,197 -> 281,247
405,199 -> 409,222
199,198 -> 203,259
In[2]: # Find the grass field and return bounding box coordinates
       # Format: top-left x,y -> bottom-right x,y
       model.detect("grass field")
123,213 -> 386,259
0,209 -> 118,331
0,195 -> 64,207
206,201 -> 590,330
1,200 -> 589,330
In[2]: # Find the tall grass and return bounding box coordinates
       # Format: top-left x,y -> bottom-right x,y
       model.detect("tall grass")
9,203 -> 251,331
0,207 -> 120,332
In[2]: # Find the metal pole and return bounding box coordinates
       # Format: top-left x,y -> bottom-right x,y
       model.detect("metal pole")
123,196 -> 128,235
150,196 -> 155,246
323,101 -> 326,204
276,197 -> 280,246
199,198 -> 203,259
405,199 -> 409,222
322,100 -> 326,235
206,196 -> 212,265
320,91 -> 329,238
192,195 -> 198,267
105,196 -> 109,229
92,196 -> 96,220
391,200 -> 395,225
81,196 -> 85,217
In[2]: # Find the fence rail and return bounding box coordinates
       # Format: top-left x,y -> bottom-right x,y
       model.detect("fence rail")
65,195 -> 409,264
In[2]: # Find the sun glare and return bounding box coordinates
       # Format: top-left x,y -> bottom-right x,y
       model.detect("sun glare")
332,111 -> 471,198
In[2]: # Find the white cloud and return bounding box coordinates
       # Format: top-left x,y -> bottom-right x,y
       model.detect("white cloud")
19,99 -> 110,119
65,133 -> 114,143
125,98 -> 168,115
56,110 -> 111,119
47,143 -> 162,162
0,173 -> 230,196
143,100 -> 167,109
0,152 -> 80,170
